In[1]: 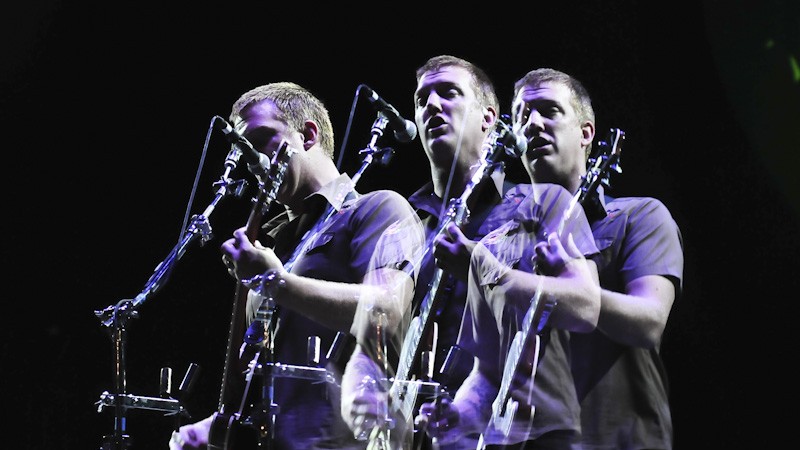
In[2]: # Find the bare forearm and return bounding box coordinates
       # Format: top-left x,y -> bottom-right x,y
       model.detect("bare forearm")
596,275 -> 675,347
451,366 -> 496,436
273,268 -> 414,332
499,262 -> 601,332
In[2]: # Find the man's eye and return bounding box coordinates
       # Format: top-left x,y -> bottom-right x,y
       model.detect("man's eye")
544,107 -> 561,118
513,105 -> 530,123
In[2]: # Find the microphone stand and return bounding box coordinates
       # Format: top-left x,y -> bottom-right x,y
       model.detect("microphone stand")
94,157 -> 249,450
324,113 -> 395,366
352,114 -> 395,185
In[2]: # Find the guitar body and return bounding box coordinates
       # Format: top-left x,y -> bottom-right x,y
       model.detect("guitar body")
208,418 -> 260,450
486,331 -> 540,443
207,413 -> 235,450
208,344 -> 266,450
208,285 -> 261,449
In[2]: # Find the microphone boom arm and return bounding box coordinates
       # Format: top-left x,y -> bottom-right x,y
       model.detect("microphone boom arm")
94,153 -> 251,450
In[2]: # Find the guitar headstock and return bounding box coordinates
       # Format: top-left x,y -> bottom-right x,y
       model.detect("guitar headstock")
590,128 -> 624,186
264,141 -> 297,203
247,141 -> 297,221
585,128 -> 624,190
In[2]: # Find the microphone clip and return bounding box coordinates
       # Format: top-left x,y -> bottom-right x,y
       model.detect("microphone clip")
361,84 -> 418,143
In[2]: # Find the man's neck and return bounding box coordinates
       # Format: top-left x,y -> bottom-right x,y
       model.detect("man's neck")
534,169 -> 584,196
285,157 -> 341,215
431,164 -> 472,201
566,174 -> 583,196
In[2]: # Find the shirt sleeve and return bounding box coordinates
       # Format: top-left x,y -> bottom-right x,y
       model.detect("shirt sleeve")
616,197 -> 684,292
350,190 -> 425,282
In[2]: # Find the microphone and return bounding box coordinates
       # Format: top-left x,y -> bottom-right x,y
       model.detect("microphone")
213,116 -> 270,180
497,116 -> 527,158
505,131 -> 528,158
361,85 -> 417,143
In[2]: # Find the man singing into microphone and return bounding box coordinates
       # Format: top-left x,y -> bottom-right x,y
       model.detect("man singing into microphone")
412,63 -> 605,449
514,68 -> 683,450
169,81 -> 423,450
342,55 -> 535,449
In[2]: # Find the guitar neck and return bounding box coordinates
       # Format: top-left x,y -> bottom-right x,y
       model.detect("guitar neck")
214,141 -> 294,413
217,195 -> 266,411
487,128 -> 624,429
396,268 -> 443,379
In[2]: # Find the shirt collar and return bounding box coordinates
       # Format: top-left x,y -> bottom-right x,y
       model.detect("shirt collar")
409,162 -> 507,218
307,173 -> 358,212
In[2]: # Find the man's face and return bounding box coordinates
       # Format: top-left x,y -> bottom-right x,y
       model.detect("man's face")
414,66 -> 488,170
512,81 -> 588,187
234,100 -> 304,203
234,100 -> 296,161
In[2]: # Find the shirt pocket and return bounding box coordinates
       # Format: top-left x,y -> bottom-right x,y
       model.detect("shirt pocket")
476,256 -> 521,290
592,236 -> 616,272
305,231 -> 334,255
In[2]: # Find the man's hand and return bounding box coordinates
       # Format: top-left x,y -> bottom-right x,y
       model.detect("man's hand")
341,347 -> 390,441
220,226 -> 282,281
415,394 -> 463,444
169,415 -> 212,450
534,232 -> 581,276
433,222 -> 477,280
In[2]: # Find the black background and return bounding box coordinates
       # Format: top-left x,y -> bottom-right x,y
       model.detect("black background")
3,1 -> 799,449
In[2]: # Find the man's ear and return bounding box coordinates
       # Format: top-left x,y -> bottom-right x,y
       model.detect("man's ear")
581,121 -> 595,148
482,105 -> 498,132
302,120 -> 319,150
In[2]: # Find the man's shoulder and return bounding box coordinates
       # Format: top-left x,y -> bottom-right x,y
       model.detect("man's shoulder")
527,182 -> 573,197
349,189 -> 417,218
358,189 -> 411,204
606,195 -> 673,216
515,182 -> 575,210
602,196 -> 682,240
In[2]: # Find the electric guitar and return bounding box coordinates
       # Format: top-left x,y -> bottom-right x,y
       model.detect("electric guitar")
208,141 -> 295,450
478,128 -> 624,448
379,117 -> 523,446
